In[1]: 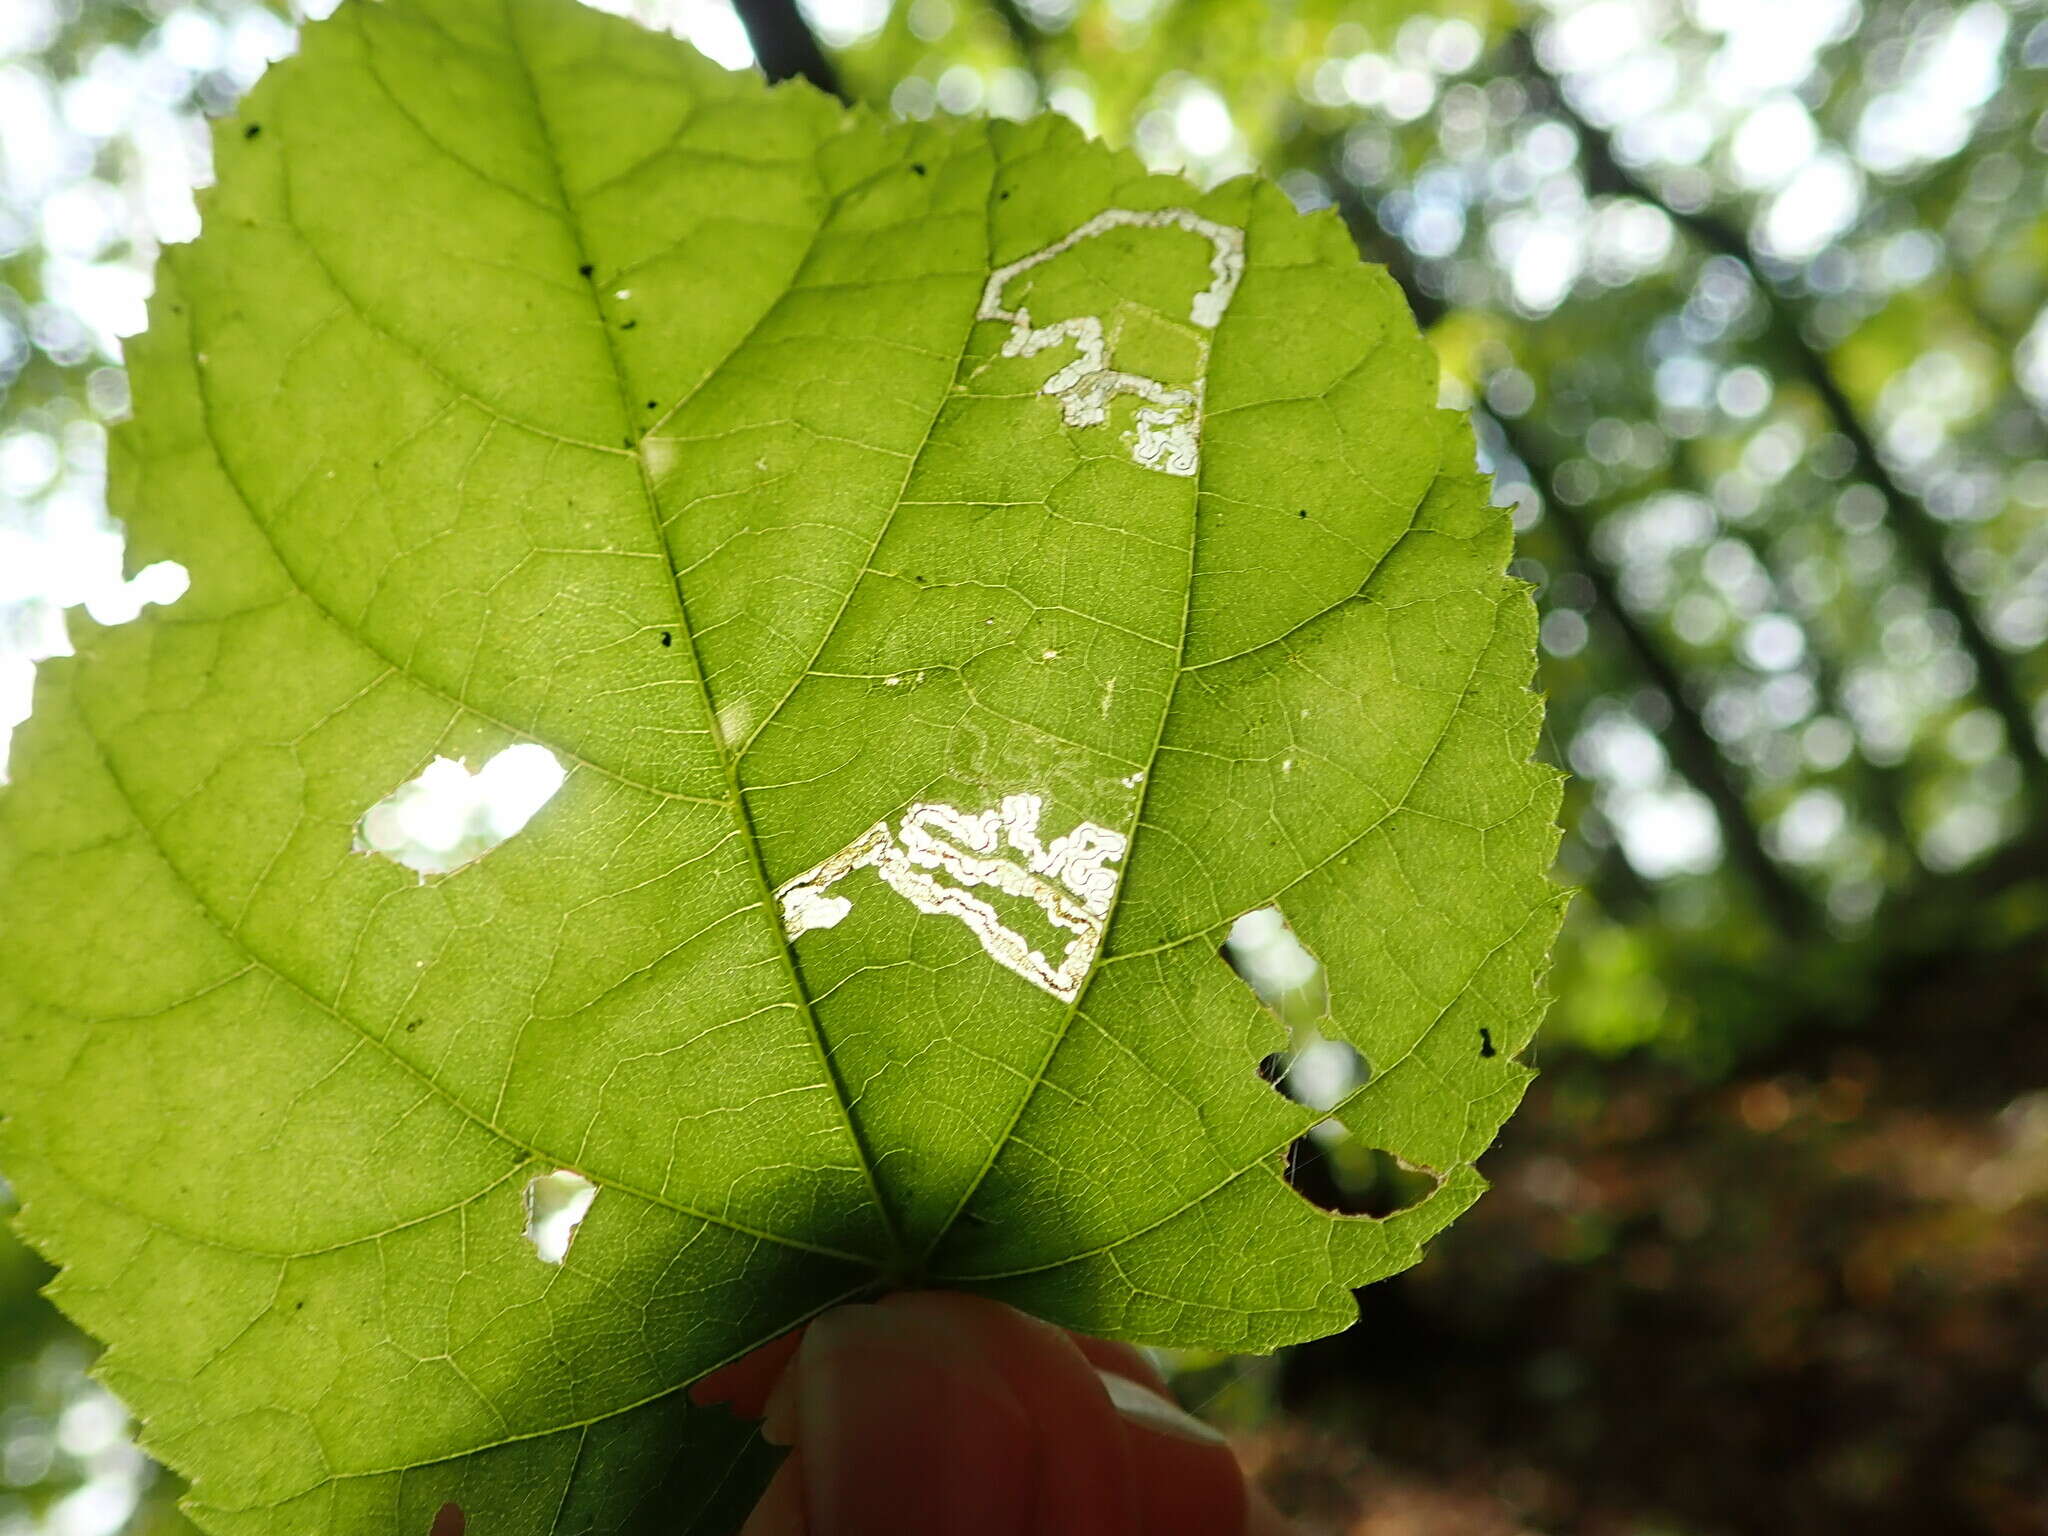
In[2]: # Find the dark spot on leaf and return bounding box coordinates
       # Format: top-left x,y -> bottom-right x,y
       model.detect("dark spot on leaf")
405,1018 -> 422,1033
1297,508 -> 1309,518
660,631 -> 673,647
1479,1027 -> 1497,1058
577,263 -> 593,277
646,400 -> 658,410
243,123 -> 261,139
911,162 -> 926,175
621,319 -> 637,329
999,189 -> 1011,200
431,1503 -> 465,1536
293,1300 -> 304,1311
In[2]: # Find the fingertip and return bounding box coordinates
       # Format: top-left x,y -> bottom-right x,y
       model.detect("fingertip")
1101,1373 -> 1248,1536
881,1292 -> 1140,1536
1067,1332 -> 1172,1397
691,1327 -> 808,1418
1095,1370 -> 1228,1447
798,1302 -> 1037,1536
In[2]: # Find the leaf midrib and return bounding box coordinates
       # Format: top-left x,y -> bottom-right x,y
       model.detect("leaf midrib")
492,0 -> 908,1263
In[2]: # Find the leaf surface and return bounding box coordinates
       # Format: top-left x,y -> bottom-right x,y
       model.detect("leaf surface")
0,0 -> 1560,1527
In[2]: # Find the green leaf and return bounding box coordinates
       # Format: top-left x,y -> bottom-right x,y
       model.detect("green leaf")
0,0 -> 1561,1527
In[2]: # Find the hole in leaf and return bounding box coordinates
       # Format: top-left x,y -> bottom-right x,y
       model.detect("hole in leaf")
522,1170 -> 597,1264
1225,906 -> 1358,1105
1287,1032 -> 1367,1111
1289,1126 -> 1441,1219
1221,906 -> 1325,1015
1222,907 -> 1430,1218
354,744 -> 564,876
85,559 -> 190,627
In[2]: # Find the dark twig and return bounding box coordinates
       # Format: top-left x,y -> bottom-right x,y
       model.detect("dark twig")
1492,414 -> 1820,938
1321,161 -> 1815,932
1516,37 -> 2048,806
986,0 -> 1049,91
1320,172 -> 1445,329
730,0 -> 845,101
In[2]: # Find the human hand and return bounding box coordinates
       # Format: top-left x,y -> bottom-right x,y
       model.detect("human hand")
690,1291 -> 1298,1536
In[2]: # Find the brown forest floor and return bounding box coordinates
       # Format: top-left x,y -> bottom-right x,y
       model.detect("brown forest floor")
1248,937 -> 2048,1536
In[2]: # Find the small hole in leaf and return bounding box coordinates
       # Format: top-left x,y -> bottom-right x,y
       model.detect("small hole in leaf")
660,631 -> 673,647
911,161 -> 926,175
577,263 -> 593,277
1221,906 -> 1325,1017
1289,1129 -> 1441,1218
1286,1032 -> 1367,1110
87,559 -> 189,627
1479,1026 -> 1497,1058
523,1170 -> 597,1264
355,744 -> 565,876
243,123 -> 261,139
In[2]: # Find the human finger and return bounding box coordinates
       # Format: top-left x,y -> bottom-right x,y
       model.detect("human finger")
1091,1366 -> 1249,1536
881,1291 -> 1139,1536
1065,1332 -> 1172,1397
781,1299 -> 1038,1536
689,1326 -> 809,1419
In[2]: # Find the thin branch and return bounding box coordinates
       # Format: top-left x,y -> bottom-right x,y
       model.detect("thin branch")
1492,413 -> 1820,938
1585,822 -> 1658,920
986,0 -> 1049,92
730,0 -> 845,101
1321,163 -> 1816,933
1516,36 -> 2048,806
1734,516 -> 1921,866
1320,172 -> 1446,330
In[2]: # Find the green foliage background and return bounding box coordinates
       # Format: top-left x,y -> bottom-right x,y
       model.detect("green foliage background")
2,0 -> 2046,1532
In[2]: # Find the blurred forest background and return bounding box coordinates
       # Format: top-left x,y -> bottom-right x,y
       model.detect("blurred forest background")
3,0 -> 2047,1531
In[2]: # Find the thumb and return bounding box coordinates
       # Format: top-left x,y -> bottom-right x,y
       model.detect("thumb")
753,1300 -> 1039,1536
